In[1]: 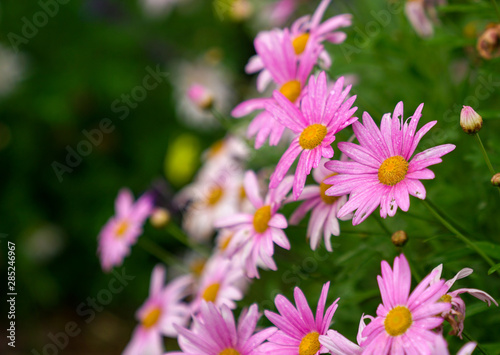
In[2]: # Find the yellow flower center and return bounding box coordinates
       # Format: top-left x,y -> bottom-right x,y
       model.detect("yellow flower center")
279,80 -> 301,103
142,307 -> 162,329
253,205 -> 272,234
219,349 -> 241,355
190,258 -> 207,277
202,282 -> 220,303
292,33 -> 310,55
208,140 -> 224,158
378,156 -> 409,186
115,220 -> 129,238
299,331 -> 321,355
207,186 -> 224,206
299,124 -> 327,150
439,294 -> 453,303
239,184 -> 246,201
384,306 -> 412,337
319,174 -> 339,204
219,233 -> 233,251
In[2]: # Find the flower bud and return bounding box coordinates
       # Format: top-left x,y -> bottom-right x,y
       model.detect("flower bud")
460,106 -> 482,134
187,84 -> 214,110
477,23 -> 500,60
391,230 -> 408,247
150,208 -> 171,229
491,173 -> 500,187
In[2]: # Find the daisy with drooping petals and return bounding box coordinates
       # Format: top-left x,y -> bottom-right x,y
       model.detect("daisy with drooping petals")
325,101 -> 456,225
361,254 -> 451,355
233,28 -> 320,149
267,72 -> 358,200
191,255 -> 247,312
429,265 -> 498,338
215,170 -> 293,278
289,157 -> 351,251
169,302 -> 276,355
123,265 -> 191,355
260,282 -> 339,355
98,188 -> 153,272
289,0 -> 351,68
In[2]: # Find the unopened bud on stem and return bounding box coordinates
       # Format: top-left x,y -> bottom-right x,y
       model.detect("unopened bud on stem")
391,230 -> 408,247
491,173 -> 500,187
460,106 -> 483,134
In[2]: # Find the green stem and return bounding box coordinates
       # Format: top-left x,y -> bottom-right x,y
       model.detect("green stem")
137,238 -> 189,272
166,222 -> 210,257
462,330 -> 489,355
421,199 -> 498,275
405,256 -> 422,283
371,215 -> 391,236
210,107 -> 233,131
490,0 -> 500,22
475,133 -> 496,176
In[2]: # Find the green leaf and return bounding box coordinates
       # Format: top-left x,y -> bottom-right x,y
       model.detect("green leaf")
488,263 -> 500,275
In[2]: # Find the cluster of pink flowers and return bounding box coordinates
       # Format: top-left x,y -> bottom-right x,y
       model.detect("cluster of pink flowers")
124,254 -> 496,355
93,0 -> 499,354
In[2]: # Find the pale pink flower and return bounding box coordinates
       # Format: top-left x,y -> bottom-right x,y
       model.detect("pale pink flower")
260,282 -> 339,354
267,72 -> 358,199
233,28 -> 320,149
404,0 -> 446,38
98,188 -> 153,272
170,302 -> 276,355
430,265 -> 498,338
123,265 -> 191,355
190,255 -> 247,312
215,170 -> 293,278
176,171 -> 241,242
325,102 -> 456,225
361,254 -> 451,355
289,158 -> 351,251
268,0 -> 299,26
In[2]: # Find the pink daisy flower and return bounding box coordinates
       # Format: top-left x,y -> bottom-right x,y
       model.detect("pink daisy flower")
191,255 -> 246,312
170,302 -> 277,355
267,71 -> 358,200
289,157 -> 351,251
247,0 -> 351,92
260,282 -> 339,355
325,101 -> 456,225
429,265 -> 498,338
289,0 -> 351,69
215,170 -> 293,278
123,265 -> 191,355
97,188 -> 153,272
233,28 -> 320,149
361,254 -> 451,355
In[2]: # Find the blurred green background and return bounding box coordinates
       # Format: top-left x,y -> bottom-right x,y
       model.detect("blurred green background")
1,0 -> 500,353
